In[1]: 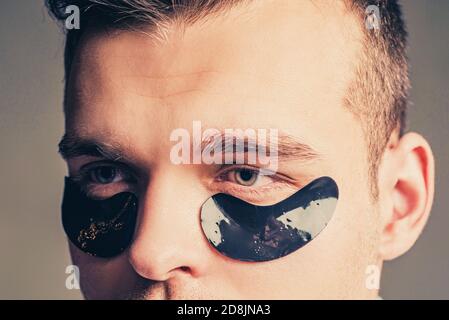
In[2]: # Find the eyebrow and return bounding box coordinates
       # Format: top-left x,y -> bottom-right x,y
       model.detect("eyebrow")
58,134 -> 128,162
201,130 -> 321,163
59,131 -> 321,163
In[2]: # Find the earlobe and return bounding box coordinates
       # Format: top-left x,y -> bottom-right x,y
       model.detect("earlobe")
379,132 -> 435,260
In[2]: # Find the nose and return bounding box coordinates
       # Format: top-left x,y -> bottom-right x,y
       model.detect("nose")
128,169 -> 214,281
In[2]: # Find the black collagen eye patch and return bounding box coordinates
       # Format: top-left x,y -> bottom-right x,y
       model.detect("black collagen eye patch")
61,176 -> 338,261
200,176 -> 339,262
61,177 -> 138,258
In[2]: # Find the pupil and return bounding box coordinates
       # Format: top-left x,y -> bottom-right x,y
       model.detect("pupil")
96,167 -> 115,183
239,169 -> 254,181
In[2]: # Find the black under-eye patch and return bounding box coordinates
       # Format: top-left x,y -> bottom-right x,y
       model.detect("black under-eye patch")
61,177 -> 138,258
200,176 -> 339,262
61,176 -> 338,262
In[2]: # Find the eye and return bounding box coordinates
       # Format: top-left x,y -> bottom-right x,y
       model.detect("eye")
233,168 -> 259,186
214,166 -> 299,204
89,166 -> 122,184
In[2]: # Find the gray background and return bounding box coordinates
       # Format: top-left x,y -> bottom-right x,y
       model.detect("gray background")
0,0 -> 447,299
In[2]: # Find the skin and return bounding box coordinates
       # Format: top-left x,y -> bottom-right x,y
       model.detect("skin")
61,0 -> 434,299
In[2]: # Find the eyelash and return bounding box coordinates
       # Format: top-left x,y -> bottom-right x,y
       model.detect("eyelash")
213,165 -> 295,199
71,161 -> 136,198
71,162 -> 295,201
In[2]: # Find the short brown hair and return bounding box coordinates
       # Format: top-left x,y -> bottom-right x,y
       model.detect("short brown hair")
47,0 -> 410,199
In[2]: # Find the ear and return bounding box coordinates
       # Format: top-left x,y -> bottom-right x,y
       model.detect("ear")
377,132 -> 435,261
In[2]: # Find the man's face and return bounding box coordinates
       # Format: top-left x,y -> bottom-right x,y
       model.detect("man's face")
63,1 -> 381,299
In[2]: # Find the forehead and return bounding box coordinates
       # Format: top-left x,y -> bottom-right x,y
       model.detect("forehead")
67,0 -> 364,155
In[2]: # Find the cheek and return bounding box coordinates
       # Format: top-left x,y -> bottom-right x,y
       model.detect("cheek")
219,242 -> 340,299
226,197 -> 380,299
69,244 -> 138,299
315,191 -> 381,296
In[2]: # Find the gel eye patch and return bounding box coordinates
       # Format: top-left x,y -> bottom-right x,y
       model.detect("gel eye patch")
61,177 -> 138,258
61,176 -> 338,261
200,176 -> 338,262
